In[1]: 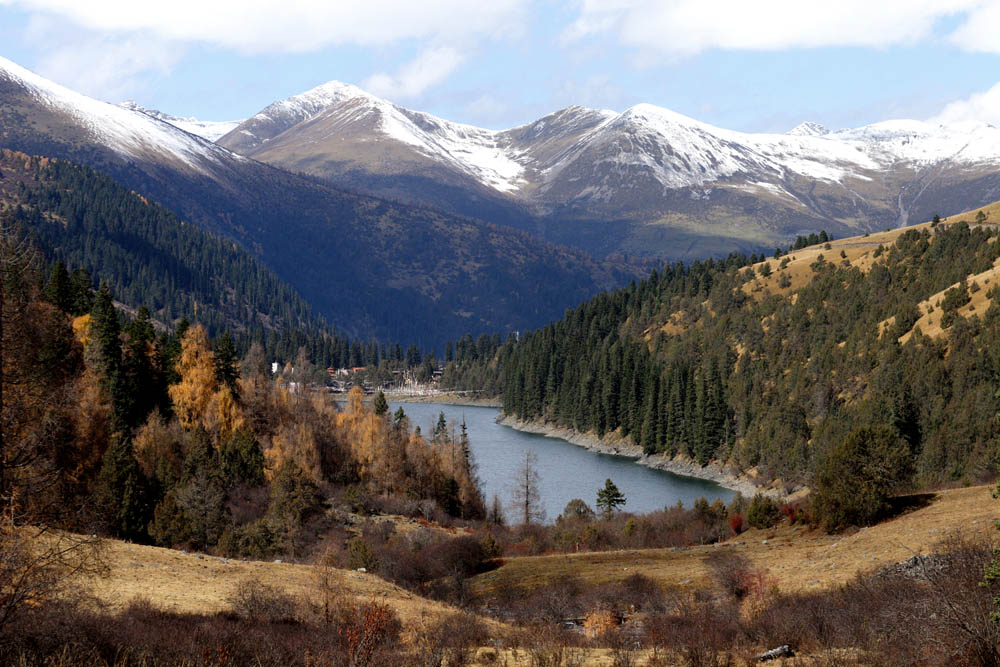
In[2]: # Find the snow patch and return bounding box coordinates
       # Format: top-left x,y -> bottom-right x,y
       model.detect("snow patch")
119,101 -> 243,142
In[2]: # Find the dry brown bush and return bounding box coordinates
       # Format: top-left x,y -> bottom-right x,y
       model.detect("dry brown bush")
227,579 -> 298,623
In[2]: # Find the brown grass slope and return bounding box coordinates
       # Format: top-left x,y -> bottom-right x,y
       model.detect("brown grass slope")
471,484 -> 997,598
75,536 -> 476,629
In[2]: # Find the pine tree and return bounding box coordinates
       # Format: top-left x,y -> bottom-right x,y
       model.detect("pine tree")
44,261 -> 72,313
372,390 -> 389,417
596,478 -> 626,518
213,332 -> 240,397
97,436 -> 149,541
69,268 -> 93,315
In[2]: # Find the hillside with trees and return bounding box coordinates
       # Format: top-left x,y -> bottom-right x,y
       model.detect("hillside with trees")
1,219 -> 485,559
442,215 -> 1000,526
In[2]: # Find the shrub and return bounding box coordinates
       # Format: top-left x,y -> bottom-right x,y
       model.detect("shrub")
559,498 -> 595,522
227,579 -> 297,623
728,513 -> 745,535
335,599 -> 401,666
746,494 -> 782,529
812,426 -> 913,531
780,502 -> 801,524
347,537 -> 380,572
706,550 -> 754,600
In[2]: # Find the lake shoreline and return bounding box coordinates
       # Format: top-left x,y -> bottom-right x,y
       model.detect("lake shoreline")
385,393 -> 501,408
496,414 -> 781,499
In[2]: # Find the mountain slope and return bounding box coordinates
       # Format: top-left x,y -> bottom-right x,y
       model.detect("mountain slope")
0,57 -> 631,344
0,148 -> 331,339
475,210 -> 1000,490
118,100 -> 242,141
219,81 -> 1000,260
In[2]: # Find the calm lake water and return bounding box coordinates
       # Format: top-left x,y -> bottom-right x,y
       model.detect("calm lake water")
390,402 -> 735,522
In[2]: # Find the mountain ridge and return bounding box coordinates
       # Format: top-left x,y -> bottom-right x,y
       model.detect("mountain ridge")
118,100 -> 242,141
215,78 -> 1000,260
0,56 -> 632,344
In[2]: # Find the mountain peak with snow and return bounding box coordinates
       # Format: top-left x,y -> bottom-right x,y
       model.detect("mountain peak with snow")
787,121 -> 830,137
0,56 -> 237,173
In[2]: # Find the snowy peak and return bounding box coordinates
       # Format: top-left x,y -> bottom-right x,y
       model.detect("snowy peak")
218,79 -> 380,152
273,80 -> 373,118
0,56 -> 232,174
214,72 -> 1000,229
787,121 -> 829,137
117,100 -> 242,142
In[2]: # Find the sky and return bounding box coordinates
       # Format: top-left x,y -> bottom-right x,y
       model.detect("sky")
3,0 -> 1000,133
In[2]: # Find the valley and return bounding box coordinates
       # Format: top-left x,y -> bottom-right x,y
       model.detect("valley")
4,25 -> 1000,666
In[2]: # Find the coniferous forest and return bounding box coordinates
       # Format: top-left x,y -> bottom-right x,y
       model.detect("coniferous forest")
445,221 -> 1000,501
0,150 -> 427,368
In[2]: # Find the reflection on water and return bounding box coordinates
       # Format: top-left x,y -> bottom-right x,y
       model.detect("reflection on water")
390,402 -> 734,522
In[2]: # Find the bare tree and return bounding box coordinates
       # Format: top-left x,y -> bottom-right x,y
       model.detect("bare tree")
509,450 -> 545,525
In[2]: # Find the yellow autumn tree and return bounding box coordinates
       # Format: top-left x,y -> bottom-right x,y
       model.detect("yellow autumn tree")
168,324 -> 245,442
206,384 -> 246,442
335,387 -> 392,489
169,325 -> 218,430
71,313 -> 92,349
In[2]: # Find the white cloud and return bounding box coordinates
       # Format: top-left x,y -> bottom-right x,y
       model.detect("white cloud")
0,0 -> 528,53
23,15 -> 181,101
931,81 -> 1000,126
363,46 -> 465,99
563,0 -> 995,57
947,1 -> 1000,53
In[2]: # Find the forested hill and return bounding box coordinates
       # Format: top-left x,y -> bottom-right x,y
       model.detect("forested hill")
493,212 -> 1000,487
0,149 -> 351,363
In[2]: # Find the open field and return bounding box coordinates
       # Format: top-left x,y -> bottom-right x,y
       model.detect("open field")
72,483 -> 997,619
41,484 -> 994,665
471,484 -> 998,597
78,537 -> 467,628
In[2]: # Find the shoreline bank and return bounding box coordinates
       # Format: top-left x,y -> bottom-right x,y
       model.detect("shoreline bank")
384,393 -> 501,408
496,414 -> 782,498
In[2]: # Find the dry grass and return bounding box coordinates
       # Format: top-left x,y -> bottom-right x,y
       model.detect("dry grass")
472,484 -> 997,598
44,484 -> 997,665
77,538 -> 468,628
895,257 -> 1000,342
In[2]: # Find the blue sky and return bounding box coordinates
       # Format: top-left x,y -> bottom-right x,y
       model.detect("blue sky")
3,1 -> 1000,132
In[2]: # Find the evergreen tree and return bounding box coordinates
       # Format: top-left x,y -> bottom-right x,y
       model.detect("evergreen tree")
596,478 -> 626,518
97,436 -> 149,541
213,331 -> 240,397
372,390 -> 389,416
44,260 -> 72,313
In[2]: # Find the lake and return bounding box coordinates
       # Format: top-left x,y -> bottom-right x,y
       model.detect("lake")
390,402 -> 735,522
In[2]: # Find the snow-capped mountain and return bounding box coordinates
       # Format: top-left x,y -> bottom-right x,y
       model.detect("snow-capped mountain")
221,80 -> 527,193
0,56 -> 236,177
118,100 -> 242,142
0,56 -> 626,342
217,79 -> 1000,258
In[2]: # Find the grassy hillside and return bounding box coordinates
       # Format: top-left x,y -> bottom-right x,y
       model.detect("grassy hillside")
472,484 -> 996,597
45,483 -> 997,666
